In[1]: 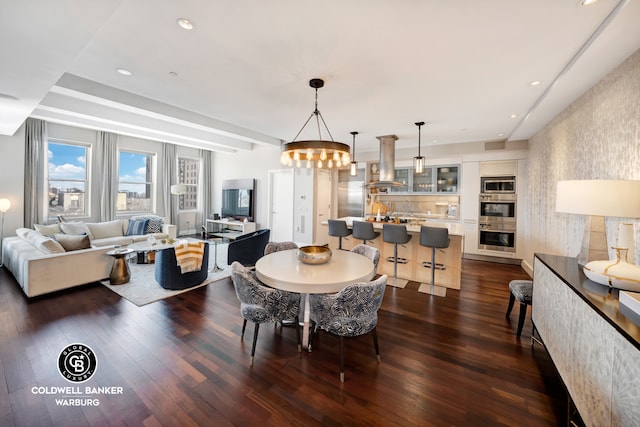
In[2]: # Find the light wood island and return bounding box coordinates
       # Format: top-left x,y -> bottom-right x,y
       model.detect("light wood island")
323,217 -> 464,290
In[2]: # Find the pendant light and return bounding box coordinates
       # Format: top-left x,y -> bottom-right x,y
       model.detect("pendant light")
349,131 -> 358,176
280,78 -> 351,169
413,121 -> 425,174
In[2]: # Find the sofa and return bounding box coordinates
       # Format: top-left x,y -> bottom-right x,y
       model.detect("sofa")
2,217 -> 176,297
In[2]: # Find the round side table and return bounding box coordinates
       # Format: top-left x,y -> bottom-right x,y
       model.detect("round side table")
106,249 -> 134,285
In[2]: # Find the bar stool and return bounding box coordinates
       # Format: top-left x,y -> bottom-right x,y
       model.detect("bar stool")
506,279 -> 533,337
382,224 -> 412,287
328,219 -> 352,250
352,221 -> 380,245
419,226 -> 450,295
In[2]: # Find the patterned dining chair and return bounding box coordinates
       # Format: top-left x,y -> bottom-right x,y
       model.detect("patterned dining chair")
264,241 -> 298,255
309,274 -> 388,382
230,262 -> 301,366
350,244 -> 380,275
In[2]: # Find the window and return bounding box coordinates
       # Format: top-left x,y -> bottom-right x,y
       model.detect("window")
178,157 -> 199,210
48,141 -> 90,218
117,150 -> 155,214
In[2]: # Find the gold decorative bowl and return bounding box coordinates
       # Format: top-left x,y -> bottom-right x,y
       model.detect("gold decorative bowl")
297,245 -> 332,265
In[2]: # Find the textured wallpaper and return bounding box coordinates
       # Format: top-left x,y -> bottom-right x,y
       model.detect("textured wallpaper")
523,49 -> 640,270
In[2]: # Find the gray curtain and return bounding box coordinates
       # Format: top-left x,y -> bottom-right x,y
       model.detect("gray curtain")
162,143 -> 178,225
24,118 -> 48,228
197,149 -> 213,230
97,131 -> 118,221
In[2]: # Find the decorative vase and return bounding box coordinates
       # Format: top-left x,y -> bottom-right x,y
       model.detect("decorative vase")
583,247 -> 640,292
616,223 -> 636,265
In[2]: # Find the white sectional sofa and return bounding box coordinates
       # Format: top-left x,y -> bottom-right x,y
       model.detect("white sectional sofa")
2,217 -> 176,297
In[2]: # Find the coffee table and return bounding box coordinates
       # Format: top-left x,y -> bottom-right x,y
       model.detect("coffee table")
128,240 -> 173,264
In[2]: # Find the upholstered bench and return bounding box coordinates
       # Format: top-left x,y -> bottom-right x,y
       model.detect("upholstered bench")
505,279 -> 533,337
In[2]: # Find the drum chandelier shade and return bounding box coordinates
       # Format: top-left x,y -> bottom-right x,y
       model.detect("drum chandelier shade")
280,78 -> 350,169
413,121 -> 425,174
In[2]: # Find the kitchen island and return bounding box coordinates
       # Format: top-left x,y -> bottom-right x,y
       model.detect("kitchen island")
323,217 -> 464,290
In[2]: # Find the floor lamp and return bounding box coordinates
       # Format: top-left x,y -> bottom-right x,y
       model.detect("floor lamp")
556,180 -> 640,266
0,198 -> 11,267
170,184 -> 187,236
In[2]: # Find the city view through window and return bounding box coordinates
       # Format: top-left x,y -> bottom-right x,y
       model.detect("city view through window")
48,142 -> 88,217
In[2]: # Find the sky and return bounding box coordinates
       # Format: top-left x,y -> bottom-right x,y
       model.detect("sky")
48,143 -> 150,191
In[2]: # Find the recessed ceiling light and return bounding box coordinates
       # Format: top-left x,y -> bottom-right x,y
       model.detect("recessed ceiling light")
510,114 -> 518,119
497,133 -> 505,137
0,93 -> 19,101
529,80 -> 541,86
169,71 -> 178,77
580,0 -> 599,5
432,140 -> 438,143
177,18 -> 194,30
117,68 -> 132,76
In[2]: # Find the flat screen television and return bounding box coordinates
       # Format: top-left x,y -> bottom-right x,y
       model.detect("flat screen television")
221,178 -> 254,220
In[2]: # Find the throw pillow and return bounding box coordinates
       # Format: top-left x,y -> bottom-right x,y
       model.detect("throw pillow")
146,216 -> 163,234
34,223 -> 62,237
18,228 -> 66,254
131,215 -> 164,234
126,218 -> 149,236
60,222 -> 93,239
54,233 -> 91,251
87,220 -> 124,239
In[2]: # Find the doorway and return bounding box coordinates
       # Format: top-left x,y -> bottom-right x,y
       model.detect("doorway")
268,169 -> 294,243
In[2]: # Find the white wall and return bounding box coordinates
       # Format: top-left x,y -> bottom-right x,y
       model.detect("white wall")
523,48 -> 640,272
0,125 -> 25,237
213,144 -> 283,229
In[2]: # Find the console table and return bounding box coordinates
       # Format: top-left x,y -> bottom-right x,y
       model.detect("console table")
205,219 -> 256,240
533,254 -> 640,427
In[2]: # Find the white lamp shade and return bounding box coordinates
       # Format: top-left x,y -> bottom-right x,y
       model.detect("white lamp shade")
170,184 -> 187,195
0,198 -> 10,213
556,180 -> 640,218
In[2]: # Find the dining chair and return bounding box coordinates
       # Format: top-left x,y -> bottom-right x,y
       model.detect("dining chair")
309,274 -> 388,382
351,244 -> 380,275
230,261 -> 301,366
352,221 -> 380,245
328,219 -> 352,250
264,241 -> 298,255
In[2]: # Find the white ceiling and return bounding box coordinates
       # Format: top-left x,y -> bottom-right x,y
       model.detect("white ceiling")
1,0 -> 639,155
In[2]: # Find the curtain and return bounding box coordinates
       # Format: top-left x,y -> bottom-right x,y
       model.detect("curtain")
197,149 -> 213,231
97,131 -> 118,221
162,143 -> 178,226
24,118 -> 48,228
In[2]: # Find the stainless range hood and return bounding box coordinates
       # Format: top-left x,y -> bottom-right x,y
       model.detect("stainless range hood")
367,134 -> 406,188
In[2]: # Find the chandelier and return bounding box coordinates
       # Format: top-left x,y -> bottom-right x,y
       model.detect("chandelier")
280,78 -> 351,169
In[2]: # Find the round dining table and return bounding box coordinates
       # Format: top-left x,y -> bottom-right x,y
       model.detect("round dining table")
255,248 -> 375,350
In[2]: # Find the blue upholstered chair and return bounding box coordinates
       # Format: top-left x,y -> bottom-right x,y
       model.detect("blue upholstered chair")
351,244 -> 380,275
264,241 -> 298,255
227,229 -> 270,267
309,274 -> 388,382
230,261 -> 301,366
155,244 -> 209,290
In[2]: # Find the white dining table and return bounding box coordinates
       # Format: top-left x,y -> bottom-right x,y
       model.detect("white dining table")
255,249 -> 375,350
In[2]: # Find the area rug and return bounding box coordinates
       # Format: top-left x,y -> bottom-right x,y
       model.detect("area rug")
101,243 -> 231,306
418,283 -> 447,297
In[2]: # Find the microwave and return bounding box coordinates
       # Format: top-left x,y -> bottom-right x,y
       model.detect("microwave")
481,176 -> 516,194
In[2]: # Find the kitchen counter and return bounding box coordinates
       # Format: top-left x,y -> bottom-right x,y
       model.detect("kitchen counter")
321,217 -> 463,290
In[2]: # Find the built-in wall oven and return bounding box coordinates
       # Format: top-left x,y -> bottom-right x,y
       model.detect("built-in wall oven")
478,189 -> 517,252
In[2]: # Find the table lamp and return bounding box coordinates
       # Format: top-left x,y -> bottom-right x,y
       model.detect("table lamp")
556,180 -> 640,266
0,198 -> 11,267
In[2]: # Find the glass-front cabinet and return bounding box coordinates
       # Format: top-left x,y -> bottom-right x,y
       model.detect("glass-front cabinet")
436,166 -> 459,193
388,164 -> 459,194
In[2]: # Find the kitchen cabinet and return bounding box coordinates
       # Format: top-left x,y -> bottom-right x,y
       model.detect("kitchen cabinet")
460,161 -> 480,255
389,164 -> 459,194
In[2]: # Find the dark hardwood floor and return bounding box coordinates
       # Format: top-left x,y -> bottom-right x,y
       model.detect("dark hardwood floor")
0,259 -> 565,426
